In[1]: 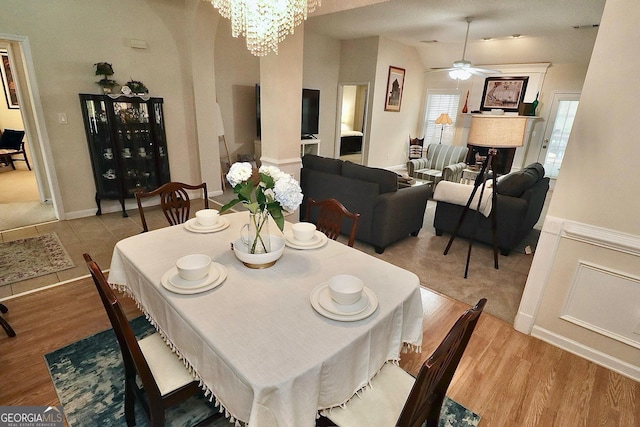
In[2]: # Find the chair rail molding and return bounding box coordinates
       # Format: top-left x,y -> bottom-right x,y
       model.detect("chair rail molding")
515,215 -> 640,382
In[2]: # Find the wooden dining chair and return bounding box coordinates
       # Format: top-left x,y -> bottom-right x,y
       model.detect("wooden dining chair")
0,129 -> 30,170
0,303 -> 16,337
135,182 -> 208,232
318,298 -> 487,427
84,253 -> 219,427
304,198 -> 360,247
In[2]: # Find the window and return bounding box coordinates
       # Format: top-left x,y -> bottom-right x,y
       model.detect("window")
423,90 -> 460,145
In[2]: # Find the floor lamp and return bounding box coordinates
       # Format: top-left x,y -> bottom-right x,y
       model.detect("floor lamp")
443,115 -> 527,278
435,113 -> 452,144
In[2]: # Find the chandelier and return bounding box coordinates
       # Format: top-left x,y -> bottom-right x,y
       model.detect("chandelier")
207,0 -> 321,57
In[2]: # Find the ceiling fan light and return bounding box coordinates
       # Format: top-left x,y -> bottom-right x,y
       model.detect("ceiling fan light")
449,69 -> 471,80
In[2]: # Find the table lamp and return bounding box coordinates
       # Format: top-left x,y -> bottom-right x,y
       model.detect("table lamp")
435,113 -> 453,144
444,115 -> 527,278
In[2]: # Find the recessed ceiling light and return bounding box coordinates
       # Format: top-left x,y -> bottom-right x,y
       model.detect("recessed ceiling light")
482,37 -> 492,41
512,34 -> 521,38
420,40 -> 438,43
573,24 -> 599,29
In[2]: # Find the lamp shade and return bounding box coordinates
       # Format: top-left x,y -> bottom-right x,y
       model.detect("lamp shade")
435,113 -> 453,125
468,115 -> 527,148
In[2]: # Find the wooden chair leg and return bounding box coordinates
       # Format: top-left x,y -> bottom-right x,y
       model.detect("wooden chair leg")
0,315 -> 16,337
124,380 -> 136,426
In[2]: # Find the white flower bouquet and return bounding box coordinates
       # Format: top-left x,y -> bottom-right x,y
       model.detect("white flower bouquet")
222,163 -> 303,252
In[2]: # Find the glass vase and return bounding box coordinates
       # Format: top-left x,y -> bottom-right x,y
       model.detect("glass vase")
242,210 -> 271,254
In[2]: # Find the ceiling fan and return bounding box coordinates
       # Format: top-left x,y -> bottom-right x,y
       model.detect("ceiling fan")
430,17 -> 500,80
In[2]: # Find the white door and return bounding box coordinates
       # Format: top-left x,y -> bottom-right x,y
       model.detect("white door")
538,93 -> 580,178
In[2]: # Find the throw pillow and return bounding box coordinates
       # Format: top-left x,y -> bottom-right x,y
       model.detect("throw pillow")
496,163 -> 544,197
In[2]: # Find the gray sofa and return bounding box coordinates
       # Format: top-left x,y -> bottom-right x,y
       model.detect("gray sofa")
433,163 -> 549,255
300,154 -> 432,253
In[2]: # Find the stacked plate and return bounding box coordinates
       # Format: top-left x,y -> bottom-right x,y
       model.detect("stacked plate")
184,217 -> 230,233
161,263 -> 227,294
310,283 -> 378,321
284,230 -> 328,250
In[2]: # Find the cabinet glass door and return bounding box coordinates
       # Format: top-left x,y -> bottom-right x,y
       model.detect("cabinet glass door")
82,97 -> 121,198
113,100 -> 158,196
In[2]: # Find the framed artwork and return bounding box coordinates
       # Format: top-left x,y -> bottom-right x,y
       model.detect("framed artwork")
0,49 -> 19,109
480,76 -> 529,112
384,66 -> 405,112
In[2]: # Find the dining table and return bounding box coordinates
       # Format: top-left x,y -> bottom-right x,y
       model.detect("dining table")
108,211 -> 424,427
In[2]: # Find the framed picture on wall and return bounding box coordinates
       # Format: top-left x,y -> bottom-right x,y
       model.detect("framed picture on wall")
480,76 -> 529,112
0,49 -> 19,109
384,66 -> 405,112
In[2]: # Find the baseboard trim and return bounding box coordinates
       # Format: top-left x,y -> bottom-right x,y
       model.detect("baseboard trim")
531,325 -> 640,382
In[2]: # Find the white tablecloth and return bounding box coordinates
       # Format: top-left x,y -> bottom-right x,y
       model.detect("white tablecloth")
109,212 -> 423,427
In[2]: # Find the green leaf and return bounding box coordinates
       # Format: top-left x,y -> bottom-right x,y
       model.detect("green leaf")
268,205 -> 285,232
220,198 -> 241,213
260,173 -> 275,189
245,202 -> 259,214
236,182 -> 255,201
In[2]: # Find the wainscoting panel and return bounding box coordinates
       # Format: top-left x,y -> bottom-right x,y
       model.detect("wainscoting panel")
561,261 -> 640,349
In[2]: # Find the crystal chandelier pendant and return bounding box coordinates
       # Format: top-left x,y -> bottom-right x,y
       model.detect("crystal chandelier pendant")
208,0 -> 321,56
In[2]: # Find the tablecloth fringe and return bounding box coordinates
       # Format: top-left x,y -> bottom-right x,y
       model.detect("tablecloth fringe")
319,339 -> 421,417
319,356 -> 399,416
402,342 -> 422,354
109,281 -> 247,427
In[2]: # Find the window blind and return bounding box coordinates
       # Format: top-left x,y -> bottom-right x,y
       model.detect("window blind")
423,90 -> 460,145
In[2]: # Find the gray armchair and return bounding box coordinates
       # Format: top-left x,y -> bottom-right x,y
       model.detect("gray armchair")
406,143 -> 467,185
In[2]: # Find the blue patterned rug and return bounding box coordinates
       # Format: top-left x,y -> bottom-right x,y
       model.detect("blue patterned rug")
44,316 -> 480,427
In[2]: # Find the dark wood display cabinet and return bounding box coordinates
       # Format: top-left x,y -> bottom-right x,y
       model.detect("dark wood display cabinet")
79,94 -> 171,217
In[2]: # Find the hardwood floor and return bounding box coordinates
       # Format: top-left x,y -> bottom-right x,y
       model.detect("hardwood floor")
1,275 -> 638,426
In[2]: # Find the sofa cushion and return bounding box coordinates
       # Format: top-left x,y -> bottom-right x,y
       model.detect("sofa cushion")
496,163 -> 545,197
302,154 -> 343,175
342,161 -> 398,194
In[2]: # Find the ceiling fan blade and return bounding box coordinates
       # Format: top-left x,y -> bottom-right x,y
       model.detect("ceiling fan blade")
468,69 -> 490,77
469,67 -> 501,74
429,67 -> 456,72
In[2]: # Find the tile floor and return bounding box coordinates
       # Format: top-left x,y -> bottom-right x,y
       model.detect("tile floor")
0,199 -> 208,298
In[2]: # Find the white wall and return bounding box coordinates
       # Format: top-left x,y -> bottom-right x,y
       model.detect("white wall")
214,17 -> 260,162
517,0 -> 640,380
2,0 -> 220,217
368,37 -> 425,167
303,30 -> 341,158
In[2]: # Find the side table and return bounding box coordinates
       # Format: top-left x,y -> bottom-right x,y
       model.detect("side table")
460,168 -> 481,185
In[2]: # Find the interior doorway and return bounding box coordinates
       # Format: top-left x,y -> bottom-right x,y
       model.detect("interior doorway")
336,83 -> 369,165
0,35 -> 62,229
537,92 -> 580,179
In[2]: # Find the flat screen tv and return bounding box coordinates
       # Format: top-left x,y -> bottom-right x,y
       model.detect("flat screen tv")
301,88 -> 320,138
255,85 -> 320,139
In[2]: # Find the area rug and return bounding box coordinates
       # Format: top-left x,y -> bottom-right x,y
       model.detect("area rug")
45,316 -> 480,427
44,316 -> 224,427
0,232 -> 74,285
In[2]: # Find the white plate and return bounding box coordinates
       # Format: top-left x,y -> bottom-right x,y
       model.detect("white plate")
161,263 -> 227,294
184,217 -> 230,233
169,264 -> 220,289
285,231 -> 328,250
317,284 -> 369,315
310,283 -> 378,321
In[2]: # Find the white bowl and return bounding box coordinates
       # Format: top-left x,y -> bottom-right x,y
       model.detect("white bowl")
195,209 -> 220,227
233,235 -> 285,269
328,275 -> 364,305
292,222 -> 316,241
176,254 -> 211,281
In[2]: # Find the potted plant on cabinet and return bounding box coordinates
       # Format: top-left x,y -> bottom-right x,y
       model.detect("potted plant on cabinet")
94,62 -> 118,94
126,80 -> 149,95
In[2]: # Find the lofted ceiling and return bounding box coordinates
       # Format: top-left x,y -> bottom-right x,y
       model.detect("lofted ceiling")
305,0 -> 606,67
